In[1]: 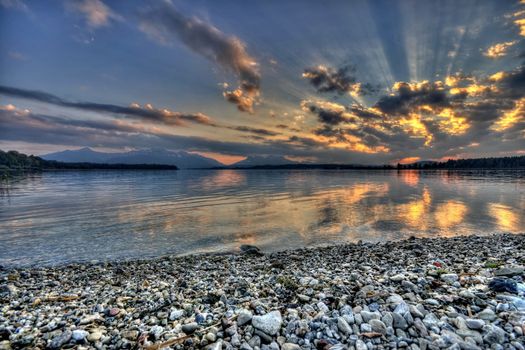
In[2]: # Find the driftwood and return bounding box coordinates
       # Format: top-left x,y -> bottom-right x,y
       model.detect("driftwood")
361,332 -> 383,338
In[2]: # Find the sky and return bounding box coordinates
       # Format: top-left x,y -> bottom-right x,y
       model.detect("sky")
0,0 -> 524,165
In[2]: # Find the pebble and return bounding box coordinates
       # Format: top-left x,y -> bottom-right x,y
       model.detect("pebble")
71,329 -> 88,342
466,319 -> 485,330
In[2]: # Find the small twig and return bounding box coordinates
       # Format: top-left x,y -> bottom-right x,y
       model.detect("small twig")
44,295 -> 79,302
361,332 -> 383,338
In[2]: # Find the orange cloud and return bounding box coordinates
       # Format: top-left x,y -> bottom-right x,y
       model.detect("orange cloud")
491,97 -> 525,131
484,41 -> 517,58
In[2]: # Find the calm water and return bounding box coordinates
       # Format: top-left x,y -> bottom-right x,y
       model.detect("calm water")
1,169 -> 524,266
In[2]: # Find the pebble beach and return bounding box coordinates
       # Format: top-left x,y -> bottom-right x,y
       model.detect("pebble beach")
1,233 -> 525,350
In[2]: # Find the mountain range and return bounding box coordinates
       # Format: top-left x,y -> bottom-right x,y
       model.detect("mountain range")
42,148 -> 224,169
41,148 -> 301,169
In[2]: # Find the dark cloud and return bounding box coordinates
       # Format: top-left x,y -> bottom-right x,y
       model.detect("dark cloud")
374,81 -> 455,115
301,100 -> 351,125
0,85 -> 213,126
140,2 -> 260,113
225,125 -> 280,136
303,64 -> 376,96
496,63 -> 525,99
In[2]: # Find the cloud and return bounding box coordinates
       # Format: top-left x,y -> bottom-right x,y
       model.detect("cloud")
140,2 -> 260,113
67,0 -> 122,29
484,41 -> 517,58
374,81 -> 458,116
301,100 -> 353,125
302,64 -> 376,96
0,85 -> 282,138
8,51 -> 28,61
0,85 -> 214,127
299,59 -> 525,159
515,9 -> 525,36
0,0 -> 28,12
223,89 -> 257,113
224,125 -> 280,136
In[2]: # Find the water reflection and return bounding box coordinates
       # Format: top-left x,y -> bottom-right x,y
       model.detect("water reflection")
434,201 -> 469,232
487,203 -> 520,232
0,169 -> 524,266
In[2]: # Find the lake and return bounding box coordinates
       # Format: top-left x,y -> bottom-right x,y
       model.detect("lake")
0,169 -> 524,267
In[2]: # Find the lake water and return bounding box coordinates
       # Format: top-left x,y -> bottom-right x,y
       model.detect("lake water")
1,169 -> 524,267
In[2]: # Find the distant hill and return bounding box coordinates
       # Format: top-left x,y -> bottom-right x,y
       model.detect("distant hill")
43,148 -> 223,169
0,150 -> 178,173
230,155 -> 297,168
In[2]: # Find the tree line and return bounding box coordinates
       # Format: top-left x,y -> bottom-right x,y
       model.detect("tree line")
397,156 -> 525,169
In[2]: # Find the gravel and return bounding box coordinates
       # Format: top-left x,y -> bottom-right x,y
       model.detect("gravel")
1,233 -> 525,349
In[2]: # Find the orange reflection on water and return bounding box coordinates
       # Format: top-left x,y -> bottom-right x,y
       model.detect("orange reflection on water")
399,170 -> 420,187
197,170 -> 246,190
397,187 -> 432,229
487,203 -> 520,232
434,200 -> 468,234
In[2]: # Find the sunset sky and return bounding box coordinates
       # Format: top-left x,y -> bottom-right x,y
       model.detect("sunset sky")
1,0 -> 524,165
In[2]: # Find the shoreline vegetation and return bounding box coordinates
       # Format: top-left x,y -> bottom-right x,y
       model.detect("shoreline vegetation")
1,234 -> 525,349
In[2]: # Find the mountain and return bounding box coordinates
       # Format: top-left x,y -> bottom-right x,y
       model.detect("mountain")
42,148 -> 224,169
42,147 -> 112,163
231,155 -> 297,167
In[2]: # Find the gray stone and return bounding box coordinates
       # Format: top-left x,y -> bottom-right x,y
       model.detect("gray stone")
71,329 -> 88,341
182,322 -> 200,334
440,273 -> 459,284
392,312 -> 408,329
49,330 -> 72,349
238,309 -> 253,326
483,324 -> 506,344
477,308 -> 496,321
337,317 -> 352,334
494,267 -> 524,277
360,310 -> 380,322
369,319 -> 387,335
465,319 -> 485,330
252,311 -> 282,336
282,344 -> 301,350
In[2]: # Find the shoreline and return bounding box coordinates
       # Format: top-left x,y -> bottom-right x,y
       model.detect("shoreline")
1,234 -> 525,349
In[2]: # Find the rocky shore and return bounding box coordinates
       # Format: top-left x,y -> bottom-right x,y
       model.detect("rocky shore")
1,234 -> 525,350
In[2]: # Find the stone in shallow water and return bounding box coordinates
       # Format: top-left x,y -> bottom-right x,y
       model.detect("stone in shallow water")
252,311 -> 282,336
240,245 -> 263,256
